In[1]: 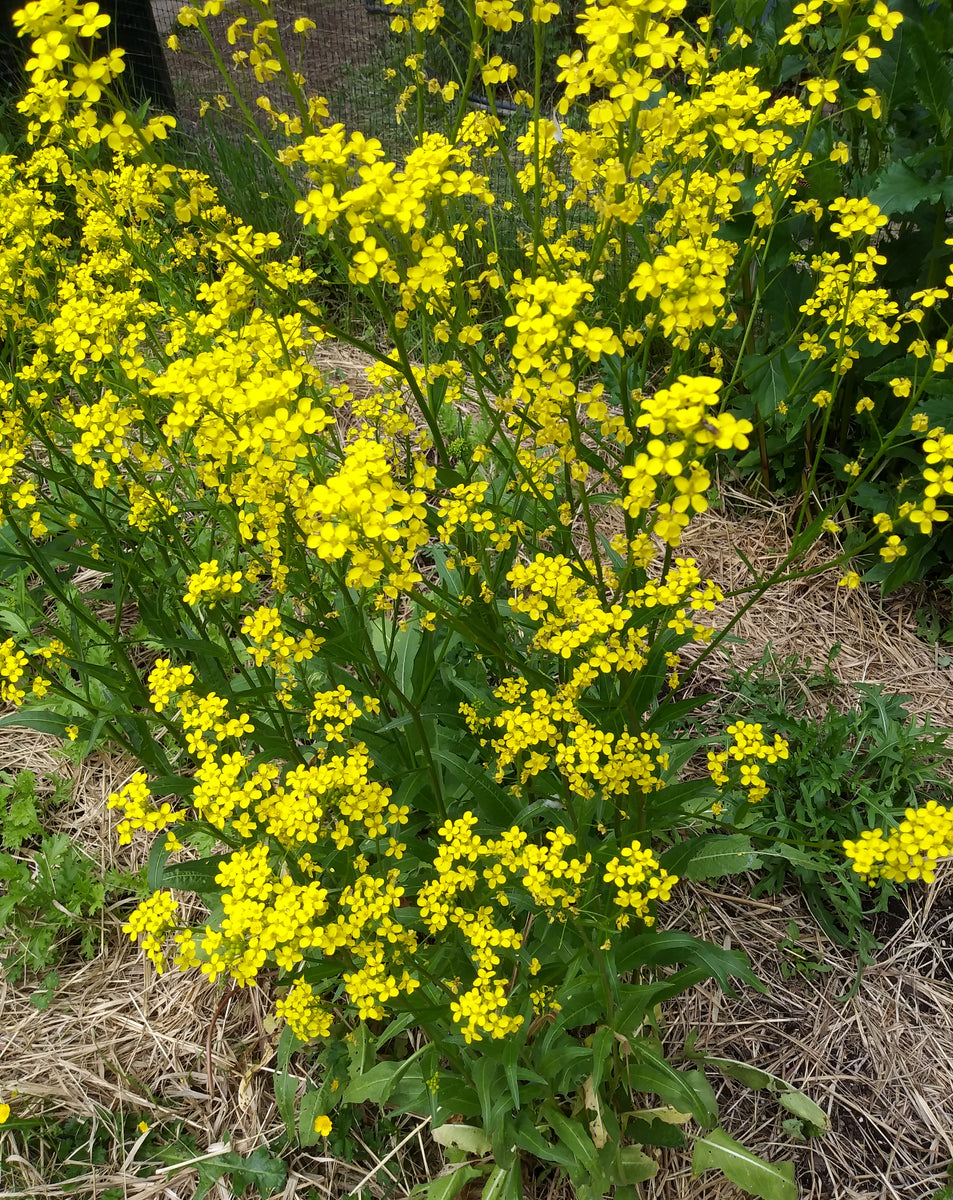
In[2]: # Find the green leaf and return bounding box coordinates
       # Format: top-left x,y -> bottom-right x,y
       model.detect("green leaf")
692,1128 -> 796,1200
540,1102 -> 600,1172
430,749 -> 520,827
615,931 -> 762,997
395,624 -> 423,700
161,858 -> 225,900
661,835 -> 762,881
627,1052 -> 718,1129
228,1145 -> 288,1198
512,1114 -> 576,1168
742,351 -> 798,412
274,1069 -> 299,1138
432,1124 -> 493,1156
343,1047 -> 427,1105
776,1088 -> 828,1134
908,18 -> 953,134
147,837 -> 172,894
700,1056 -> 828,1135
613,1145 -> 658,1185
481,1164 -> 523,1200
408,1165 -> 484,1200
277,1023 -> 303,1071
298,1088 -> 329,1147
866,161 -> 953,216
0,709 -> 69,737
589,1026 -> 615,1094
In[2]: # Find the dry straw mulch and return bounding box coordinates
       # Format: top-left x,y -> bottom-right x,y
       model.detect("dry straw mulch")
1,489 -> 952,1199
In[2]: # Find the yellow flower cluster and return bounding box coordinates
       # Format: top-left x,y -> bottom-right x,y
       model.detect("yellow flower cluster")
603,840 -> 678,927
183,560 -> 244,607
308,686 -> 366,742
240,607 -> 322,678
0,638 -> 29,706
844,801 -> 953,884
708,720 -> 790,808
122,889 -> 179,974
107,771 -> 186,846
275,980 -> 334,1041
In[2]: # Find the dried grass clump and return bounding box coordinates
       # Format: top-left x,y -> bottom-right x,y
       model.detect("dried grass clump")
680,488 -> 953,730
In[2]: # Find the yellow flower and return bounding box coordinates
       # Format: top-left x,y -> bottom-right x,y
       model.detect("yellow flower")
137,1120 -> 149,1134
0,1103 -> 9,1124
838,571 -> 861,589
313,1114 -> 333,1137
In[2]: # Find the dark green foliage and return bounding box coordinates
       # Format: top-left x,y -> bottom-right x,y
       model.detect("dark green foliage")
713,651 -> 952,951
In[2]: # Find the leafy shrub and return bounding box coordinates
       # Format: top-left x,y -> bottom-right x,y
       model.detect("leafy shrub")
708,653 -> 953,952
0,0 -> 948,1194
0,767 -> 137,1006
682,0 -> 953,586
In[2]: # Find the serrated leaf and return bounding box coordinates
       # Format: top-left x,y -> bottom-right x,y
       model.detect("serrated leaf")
228,1145 -> 287,1198
692,1128 -> 796,1200
867,161 -> 953,215
661,835 -> 762,880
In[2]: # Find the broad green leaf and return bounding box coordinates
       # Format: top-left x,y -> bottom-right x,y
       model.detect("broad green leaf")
430,749 -> 520,827
228,1145 -> 288,1198
408,1165 -> 483,1200
343,1046 -> 427,1106
613,1145 -> 659,1185
661,835 -> 762,881
540,1101 -> 600,1171
867,161 -> 953,216
298,1088 -> 330,1147
432,1124 -> 493,1156
692,1128 -> 796,1200
0,709 -> 69,737
273,1069 -> 299,1137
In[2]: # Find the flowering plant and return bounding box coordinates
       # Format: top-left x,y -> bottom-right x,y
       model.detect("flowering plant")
1,0 -> 948,1195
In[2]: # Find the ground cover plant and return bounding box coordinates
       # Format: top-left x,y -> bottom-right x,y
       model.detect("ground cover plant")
2,0 -> 953,1196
